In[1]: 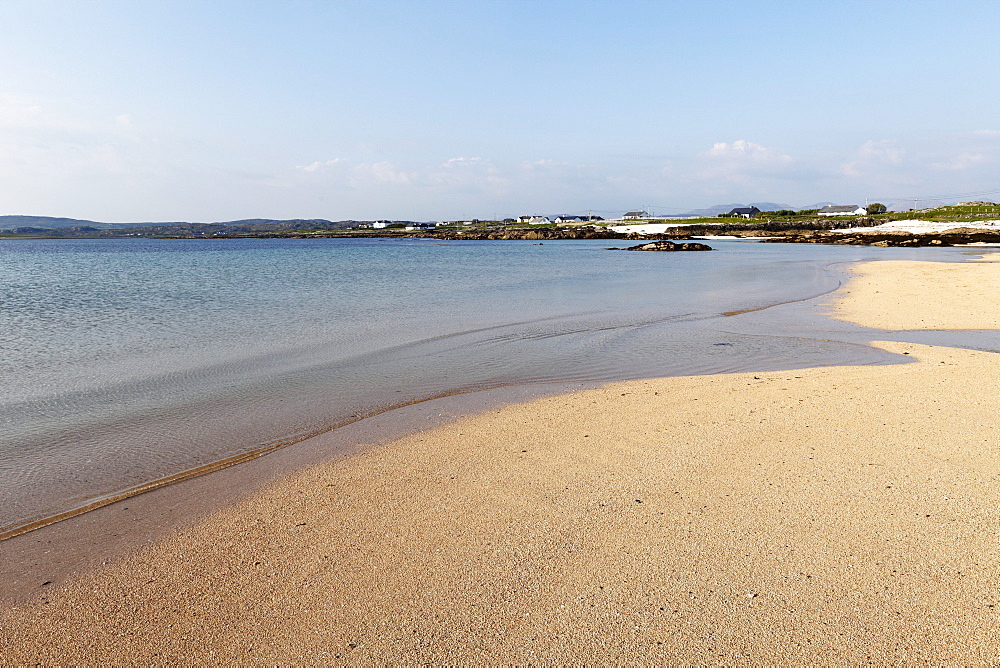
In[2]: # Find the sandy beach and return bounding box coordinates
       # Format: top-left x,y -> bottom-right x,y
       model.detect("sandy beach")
2,255 -> 999,663
833,255 -> 1000,330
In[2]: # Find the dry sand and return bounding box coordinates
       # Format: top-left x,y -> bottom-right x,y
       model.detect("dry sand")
2,258 -> 999,664
835,254 -> 1000,330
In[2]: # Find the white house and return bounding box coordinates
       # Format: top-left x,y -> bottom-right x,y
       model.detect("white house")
818,205 -> 867,216
553,215 -> 587,224
727,206 -> 761,219
372,221 -> 390,229
622,210 -> 649,220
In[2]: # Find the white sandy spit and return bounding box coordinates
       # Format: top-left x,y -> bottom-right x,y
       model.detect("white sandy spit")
608,222 -> 716,235
833,219 -> 1000,234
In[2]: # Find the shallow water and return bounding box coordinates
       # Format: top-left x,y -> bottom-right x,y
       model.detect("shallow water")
0,237 -> 986,536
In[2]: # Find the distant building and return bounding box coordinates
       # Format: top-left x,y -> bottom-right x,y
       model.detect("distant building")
553,215 -> 588,224
727,207 -> 761,219
405,223 -> 435,230
818,205 -> 867,216
372,220 -> 391,229
622,210 -> 649,220
517,215 -> 548,224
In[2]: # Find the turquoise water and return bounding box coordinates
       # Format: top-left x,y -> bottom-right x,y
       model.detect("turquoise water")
0,237 -> 975,534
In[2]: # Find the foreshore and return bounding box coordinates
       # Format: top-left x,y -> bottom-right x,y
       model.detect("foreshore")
2,255 -> 999,663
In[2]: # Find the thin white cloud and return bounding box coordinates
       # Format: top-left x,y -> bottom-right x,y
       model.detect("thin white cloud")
841,140 -> 905,177
932,152 -> 987,171
859,139 -> 903,164
297,158 -> 347,172
0,95 -> 146,182
518,158 -> 572,170
430,157 -> 508,192
972,129 -> 1000,136
443,156 -> 483,167
0,94 -> 90,133
696,140 -> 794,185
349,161 -> 413,187
298,156 -> 511,197
705,140 -> 791,164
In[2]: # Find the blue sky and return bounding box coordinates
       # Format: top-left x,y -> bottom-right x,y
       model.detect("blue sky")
2,0 -> 999,221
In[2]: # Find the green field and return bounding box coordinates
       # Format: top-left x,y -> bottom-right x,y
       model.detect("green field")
883,204 -> 1000,221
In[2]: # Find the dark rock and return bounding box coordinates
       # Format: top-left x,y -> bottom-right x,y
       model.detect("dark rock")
623,240 -> 713,252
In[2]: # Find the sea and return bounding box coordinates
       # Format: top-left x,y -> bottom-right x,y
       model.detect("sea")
0,237 -> 991,538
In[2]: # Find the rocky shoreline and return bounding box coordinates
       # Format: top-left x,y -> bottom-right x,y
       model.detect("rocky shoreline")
429,227 -> 627,241
427,225 -> 1000,248
632,226 -> 1000,248
333,224 -> 1000,247
760,227 -> 1000,247
245,226 -> 1000,248
9,221 -> 1000,248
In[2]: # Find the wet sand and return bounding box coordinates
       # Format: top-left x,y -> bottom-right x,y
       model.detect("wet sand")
2,257 -> 999,663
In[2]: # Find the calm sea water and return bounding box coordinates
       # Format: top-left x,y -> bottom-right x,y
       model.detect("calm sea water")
0,237 -> 978,535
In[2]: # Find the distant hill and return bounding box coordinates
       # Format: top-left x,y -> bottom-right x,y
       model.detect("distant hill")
0,216 -> 374,237
746,202 -> 793,213
215,218 -> 341,227
0,215 -> 359,232
0,215 -> 112,230
212,219 -> 356,232
116,221 -> 191,228
670,203 -> 745,218
0,215 -> 199,230
112,218 -> 357,231
670,202 -> 794,217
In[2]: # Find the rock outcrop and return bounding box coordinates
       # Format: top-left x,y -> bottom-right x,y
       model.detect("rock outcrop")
760,228 -> 1000,247
620,240 -> 713,252
433,227 -> 627,241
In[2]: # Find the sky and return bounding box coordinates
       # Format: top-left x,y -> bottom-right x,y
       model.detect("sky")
1,0 -> 999,222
